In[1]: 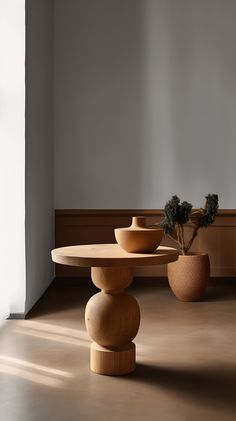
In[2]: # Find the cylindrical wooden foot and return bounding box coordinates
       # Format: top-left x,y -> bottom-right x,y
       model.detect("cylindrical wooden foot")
90,342 -> 135,375
85,266 -> 140,376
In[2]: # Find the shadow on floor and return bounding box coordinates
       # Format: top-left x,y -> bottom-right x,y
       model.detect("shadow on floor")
202,279 -> 236,302
26,284 -> 98,319
127,362 -> 236,410
27,278 -> 236,318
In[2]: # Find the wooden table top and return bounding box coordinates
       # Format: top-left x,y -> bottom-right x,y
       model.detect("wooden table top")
51,244 -> 179,268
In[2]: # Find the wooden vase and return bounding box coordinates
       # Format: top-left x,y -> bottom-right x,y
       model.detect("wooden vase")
167,253 -> 210,301
114,216 -> 163,253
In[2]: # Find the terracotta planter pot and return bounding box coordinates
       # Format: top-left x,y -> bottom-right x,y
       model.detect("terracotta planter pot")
167,253 -> 210,301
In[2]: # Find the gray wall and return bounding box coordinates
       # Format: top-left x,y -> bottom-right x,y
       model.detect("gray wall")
25,0 -> 54,313
54,0 -> 236,209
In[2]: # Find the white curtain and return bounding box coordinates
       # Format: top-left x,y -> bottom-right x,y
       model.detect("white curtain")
0,0 -> 26,319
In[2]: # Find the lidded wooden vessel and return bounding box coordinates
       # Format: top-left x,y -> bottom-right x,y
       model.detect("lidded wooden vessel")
114,216 -> 163,253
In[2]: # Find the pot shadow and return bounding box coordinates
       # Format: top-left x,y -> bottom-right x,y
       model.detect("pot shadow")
201,279 -> 236,302
126,362 -> 236,411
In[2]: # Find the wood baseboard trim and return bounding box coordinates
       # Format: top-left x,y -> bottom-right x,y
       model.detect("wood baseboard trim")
55,209 -> 236,278
8,313 -> 26,320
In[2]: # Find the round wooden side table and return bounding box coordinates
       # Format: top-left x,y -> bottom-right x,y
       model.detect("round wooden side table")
51,244 -> 178,376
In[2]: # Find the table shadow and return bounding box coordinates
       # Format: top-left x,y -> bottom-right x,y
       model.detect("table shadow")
126,362 -> 236,411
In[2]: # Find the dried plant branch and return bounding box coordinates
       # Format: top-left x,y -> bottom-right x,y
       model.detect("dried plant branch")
185,225 -> 199,254
157,194 -> 219,255
167,234 -> 180,247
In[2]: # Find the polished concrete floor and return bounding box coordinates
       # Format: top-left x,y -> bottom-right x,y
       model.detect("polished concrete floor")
1,280 -> 236,421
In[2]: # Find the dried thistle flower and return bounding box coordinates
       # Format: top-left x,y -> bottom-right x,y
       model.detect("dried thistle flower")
158,194 -> 219,255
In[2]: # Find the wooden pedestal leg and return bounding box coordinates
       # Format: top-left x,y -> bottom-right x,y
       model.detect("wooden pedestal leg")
85,267 -> 140,375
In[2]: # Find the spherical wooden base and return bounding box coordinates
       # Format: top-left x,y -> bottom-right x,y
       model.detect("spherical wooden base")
90,342 -> 135,375
85,267 -> 140,376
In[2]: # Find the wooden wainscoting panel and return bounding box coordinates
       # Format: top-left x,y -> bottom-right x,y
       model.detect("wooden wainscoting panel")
54,210 -> 236,278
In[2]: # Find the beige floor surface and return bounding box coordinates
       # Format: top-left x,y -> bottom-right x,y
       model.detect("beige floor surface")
0,281 -> 236,421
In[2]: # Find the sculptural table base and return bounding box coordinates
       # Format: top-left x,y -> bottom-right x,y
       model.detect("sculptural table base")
52,244 -> 179,375
85,267 -> 140,375
90,342 -> 136,376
